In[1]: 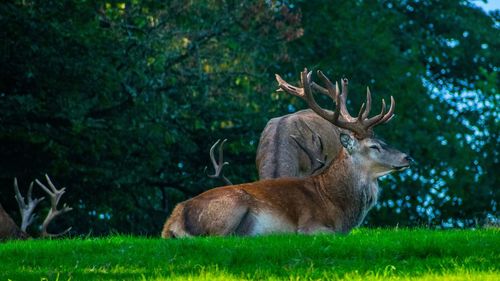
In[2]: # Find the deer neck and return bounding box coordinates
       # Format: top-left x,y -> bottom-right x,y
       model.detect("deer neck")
311,149 -> 379,229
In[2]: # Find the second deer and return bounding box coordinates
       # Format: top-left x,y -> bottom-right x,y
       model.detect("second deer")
0,174 -> 72,240
162,69 -> 412,237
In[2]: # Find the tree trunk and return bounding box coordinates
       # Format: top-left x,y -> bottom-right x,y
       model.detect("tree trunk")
0,203 -> 28,240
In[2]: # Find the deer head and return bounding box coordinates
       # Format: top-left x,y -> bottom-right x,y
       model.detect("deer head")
339,133 -> 411,178
276,68 -> 411,176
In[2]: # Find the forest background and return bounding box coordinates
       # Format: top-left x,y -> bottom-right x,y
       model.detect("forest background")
0,0 -> 498,235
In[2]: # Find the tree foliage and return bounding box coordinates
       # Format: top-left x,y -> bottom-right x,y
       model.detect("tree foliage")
0,0 -> 497,235
284,0 -> 499,227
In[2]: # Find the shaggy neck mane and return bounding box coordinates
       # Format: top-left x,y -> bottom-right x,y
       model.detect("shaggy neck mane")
312,148 -> 379,230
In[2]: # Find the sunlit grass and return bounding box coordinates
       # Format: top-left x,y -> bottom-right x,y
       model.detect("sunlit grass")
1,228 -> 498,280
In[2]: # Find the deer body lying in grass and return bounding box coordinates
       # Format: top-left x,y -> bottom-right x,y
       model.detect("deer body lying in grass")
162,69 -> 411,237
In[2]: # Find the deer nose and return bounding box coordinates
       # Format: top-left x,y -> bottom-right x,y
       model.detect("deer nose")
404,155 -> 416,165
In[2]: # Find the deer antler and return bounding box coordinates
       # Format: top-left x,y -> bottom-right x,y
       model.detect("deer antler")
14,178 -> 44,232
204,139 -> 233,185
276,68 -> 395,139
35,174 -> 73,237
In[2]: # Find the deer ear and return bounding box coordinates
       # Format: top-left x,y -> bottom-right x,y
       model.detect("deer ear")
340,133 -> 356,153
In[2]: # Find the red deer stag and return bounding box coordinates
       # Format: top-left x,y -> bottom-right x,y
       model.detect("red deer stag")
0,175 -> 72,240
162,69 -> 411,237
257,71 -> 398,179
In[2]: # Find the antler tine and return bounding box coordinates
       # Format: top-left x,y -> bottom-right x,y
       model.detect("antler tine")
338,78 -> 355,120
217,139 -> 228,173
36,177 -> 59,206
317,70 -> 358,130
14,178 -> 44,232
277,68 -> 336,123
341,77 -> 348,96
304,69 -> 337,122
319,74 -> 355,122
209,139 -> 222,173
365,96 -> 396,129
310,82 -> 330,97
364,98 -> 387,128
300,70 -> 317,105
380,96 -> 395,123
362,87 -> 372,119
35,174 -> 73,238
205,139 -> 232,185
316,70 -> 338,101
300,69 -> 313,100
275,74 -> 304,98
304,68 -> 335,100
309,71 -> 332,99
356,103 -> 366,120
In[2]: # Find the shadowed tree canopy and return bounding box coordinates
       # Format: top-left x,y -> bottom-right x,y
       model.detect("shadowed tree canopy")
0,0 -> 497,235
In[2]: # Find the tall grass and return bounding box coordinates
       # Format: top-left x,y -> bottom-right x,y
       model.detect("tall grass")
1,228 -> 498,280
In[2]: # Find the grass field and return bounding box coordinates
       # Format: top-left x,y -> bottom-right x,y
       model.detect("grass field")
0,228 -> 498,281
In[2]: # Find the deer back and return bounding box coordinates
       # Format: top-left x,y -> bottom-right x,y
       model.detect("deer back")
256,109 -> 343,179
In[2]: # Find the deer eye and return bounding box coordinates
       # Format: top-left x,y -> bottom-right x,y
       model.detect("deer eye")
369,145 -> 380,152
